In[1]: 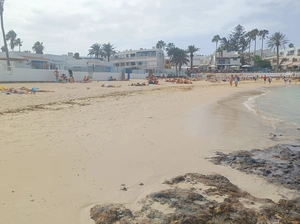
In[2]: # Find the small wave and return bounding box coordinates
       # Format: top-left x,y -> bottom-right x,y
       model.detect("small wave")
257,111 -> 284,129
243,91 -> 284,129
243,93 -> 265,114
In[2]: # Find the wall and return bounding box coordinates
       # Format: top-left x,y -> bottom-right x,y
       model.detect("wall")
0,65 -> 147,82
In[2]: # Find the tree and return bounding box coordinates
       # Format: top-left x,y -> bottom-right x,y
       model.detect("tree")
228,24 -> 246,51
240,37 -> 249,65
251,29 -> 259,56
187,45 -> 199,70
166,43 -> 175,59
220,37 -> 230,51
156,40 -> 166,50
212,35 -> 221,66
102,42 -> 116,62
0,0 -> 10,66
171,48 -> 189,76
6,30 -> 17,51
88,43 -> 102,59
245,31 -> 255,63
267,32 -> 289,72
32,41 -> 45,54
288,43 -> 294,48
15,38 -> 22,52
74,52 -> 80,59
216,46 -> 224,57
258,30 -> 269,58
1,45 -> 6,52
253,55 -> 271,68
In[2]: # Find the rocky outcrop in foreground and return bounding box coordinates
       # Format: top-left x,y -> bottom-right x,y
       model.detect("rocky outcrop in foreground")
210,144 -> 300,190
90,173 -> 300,224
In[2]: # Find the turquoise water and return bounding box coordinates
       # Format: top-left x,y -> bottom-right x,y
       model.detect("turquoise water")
244,85 -> 300,140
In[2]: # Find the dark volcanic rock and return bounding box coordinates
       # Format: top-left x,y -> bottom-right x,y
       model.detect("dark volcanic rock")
210,144 -> 300,190
90,174 -> 300,224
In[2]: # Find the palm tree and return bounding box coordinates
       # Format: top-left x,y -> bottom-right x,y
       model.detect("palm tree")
0,0 -> 10,66
220,37 -> 230,51
171,48 -> 189,76
166,43 -> 175,59
88,43 -> 102,59
102,42 -> 116,62
187,45 -> 199,70
288,43 -> 294,48
32,41 -> 44,54
212,35 -> 221,66
245,31 -> 255,63
251,29 -> 259,56
15,38 -> 22,52
258,30 -> 269,58
6,30 -> 17,51
156,40 -> 166,50
267,32 -> 289,72
74,52 -> 80,59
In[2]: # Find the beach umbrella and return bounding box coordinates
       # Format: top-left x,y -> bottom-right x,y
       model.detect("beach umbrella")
230,65 -> 238,68
242,65 -> 251,68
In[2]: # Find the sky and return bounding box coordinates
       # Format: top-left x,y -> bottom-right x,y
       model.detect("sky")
2,0 -> 300,56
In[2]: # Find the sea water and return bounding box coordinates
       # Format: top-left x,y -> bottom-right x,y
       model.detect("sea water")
244,85 -> 300,143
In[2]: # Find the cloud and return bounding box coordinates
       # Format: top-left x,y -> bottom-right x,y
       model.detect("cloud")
1,0 -> 299,55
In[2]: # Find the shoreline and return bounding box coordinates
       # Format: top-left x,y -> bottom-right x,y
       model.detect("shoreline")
0,80 -> 298,224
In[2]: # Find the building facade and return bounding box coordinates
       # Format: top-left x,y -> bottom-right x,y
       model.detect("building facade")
111,48 -> 165,73
265,46 -> 300,70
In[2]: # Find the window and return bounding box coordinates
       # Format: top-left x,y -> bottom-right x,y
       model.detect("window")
232,58 -> 237,61
136,51 -> 156,57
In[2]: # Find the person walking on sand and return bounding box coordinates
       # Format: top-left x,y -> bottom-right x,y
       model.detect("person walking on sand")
268,76 -> 272,84
229,75 -> 234,86
263,75 -> 267,84
234,75 -> 239,87
53,68 -> 59,82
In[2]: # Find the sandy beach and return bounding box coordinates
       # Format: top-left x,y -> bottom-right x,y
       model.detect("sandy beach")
0,79 -> 298,224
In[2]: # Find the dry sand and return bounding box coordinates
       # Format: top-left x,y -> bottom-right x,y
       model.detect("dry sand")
0,79 -> 298,224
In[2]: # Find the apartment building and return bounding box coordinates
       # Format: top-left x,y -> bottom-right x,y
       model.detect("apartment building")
265,46 -> 300,70
111,48 -> 165,73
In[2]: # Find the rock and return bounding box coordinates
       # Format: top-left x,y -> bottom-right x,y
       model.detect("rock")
120,187 -> 127,191
90,204 -> 133,224
91,173 -> 300,223
210,144 -> 300,190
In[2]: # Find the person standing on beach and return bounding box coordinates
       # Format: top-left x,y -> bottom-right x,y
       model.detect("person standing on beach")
53,68 -> 59,82
268,76 -> 272,84
68,68 -> 75,83
234,75 -> 239,87
263,75 -> 267,84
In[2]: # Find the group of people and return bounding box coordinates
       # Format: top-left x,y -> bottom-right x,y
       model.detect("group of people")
54,68 -> 75,83
229,75 -> 240,87
165,78 -> 193,84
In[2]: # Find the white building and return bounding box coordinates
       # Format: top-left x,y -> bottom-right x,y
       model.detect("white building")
111,48 -> 165,73
265,46 -> 300,70
0,51 -> 119,73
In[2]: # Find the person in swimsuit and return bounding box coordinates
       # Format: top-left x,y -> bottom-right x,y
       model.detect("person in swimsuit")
101,84 -> 121,88
53,68 -> 59,82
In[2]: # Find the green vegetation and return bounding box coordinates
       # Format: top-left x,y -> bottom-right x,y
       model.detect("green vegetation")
32,41 -> 45,54
266,32 -> 289,72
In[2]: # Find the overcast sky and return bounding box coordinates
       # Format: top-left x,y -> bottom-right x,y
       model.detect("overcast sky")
3,0 -> 300,56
